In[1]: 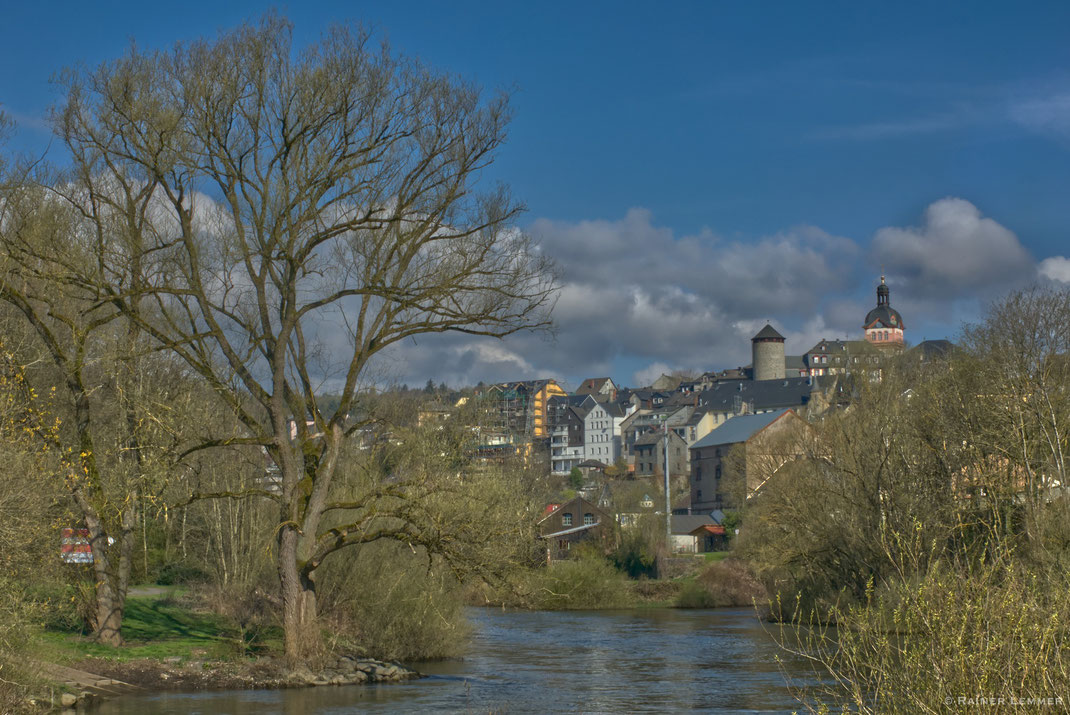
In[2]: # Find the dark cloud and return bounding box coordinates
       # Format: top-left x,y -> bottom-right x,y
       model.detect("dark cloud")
365,209 -> 865,388
307,200 -> 1066,390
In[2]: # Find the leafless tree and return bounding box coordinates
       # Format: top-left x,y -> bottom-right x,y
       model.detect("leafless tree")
52,16 -> 555,660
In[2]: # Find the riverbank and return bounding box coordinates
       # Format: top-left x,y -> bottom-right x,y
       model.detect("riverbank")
93,607 -> 808,714
33,588 -> 419,709
468,552 -> 766,611
71,653 -> 419,690
33,555 -> 762,708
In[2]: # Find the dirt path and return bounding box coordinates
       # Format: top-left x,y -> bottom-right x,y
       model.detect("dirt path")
126,585 -> 181,598
36,661 -> 143,697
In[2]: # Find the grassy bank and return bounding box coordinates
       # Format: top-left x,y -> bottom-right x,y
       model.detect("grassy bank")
37,589 -> 282,666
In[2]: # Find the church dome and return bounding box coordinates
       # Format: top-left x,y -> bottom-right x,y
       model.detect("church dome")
864,304 -> 904,329
863,275 -> 904,330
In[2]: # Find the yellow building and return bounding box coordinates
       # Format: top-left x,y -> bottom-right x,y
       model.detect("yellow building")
488,379 -> 567,438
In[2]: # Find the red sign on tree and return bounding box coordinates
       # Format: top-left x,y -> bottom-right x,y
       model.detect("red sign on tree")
60,528 -> 93,564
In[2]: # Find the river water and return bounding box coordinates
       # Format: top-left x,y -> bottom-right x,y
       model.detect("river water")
99,607 -> 811,713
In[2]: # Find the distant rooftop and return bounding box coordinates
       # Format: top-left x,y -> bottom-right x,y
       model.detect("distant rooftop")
690,409 -> 793,449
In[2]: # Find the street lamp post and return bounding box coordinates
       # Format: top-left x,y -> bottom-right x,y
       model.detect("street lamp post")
663,418 -> 671,550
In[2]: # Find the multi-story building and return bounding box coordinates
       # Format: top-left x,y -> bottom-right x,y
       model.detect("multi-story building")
583,399 -> 628,465
486,379 -> 567,438
549,395 -> 591,475
689,409 -> 806,513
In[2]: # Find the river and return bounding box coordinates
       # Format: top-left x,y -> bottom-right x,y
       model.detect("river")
98,607 -> 812,713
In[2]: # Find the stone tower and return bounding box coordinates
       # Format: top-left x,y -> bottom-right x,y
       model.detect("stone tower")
752,324 -> 786,381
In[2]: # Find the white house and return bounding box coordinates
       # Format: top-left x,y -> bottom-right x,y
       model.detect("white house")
582,400 -> 629,464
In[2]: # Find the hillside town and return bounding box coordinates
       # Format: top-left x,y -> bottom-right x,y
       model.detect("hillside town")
6,5 -> 1067,711
417,276 -> 952,559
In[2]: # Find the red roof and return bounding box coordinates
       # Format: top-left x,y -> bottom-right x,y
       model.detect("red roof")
690,524 -> 726,536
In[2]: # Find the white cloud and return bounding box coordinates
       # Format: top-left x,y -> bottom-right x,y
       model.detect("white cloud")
811,112 -> 971,141
872,198 -> 1034,301
1010,92 -> 1070,140
1039,256 -> 1070,283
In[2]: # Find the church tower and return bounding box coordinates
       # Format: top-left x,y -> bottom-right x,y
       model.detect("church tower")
863,275 -> 904,347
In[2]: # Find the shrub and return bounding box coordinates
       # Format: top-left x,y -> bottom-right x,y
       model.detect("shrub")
675,559 -> 766,609
787,560 -> 1070,713
156,560 -> 210,586
0,577 -> 44,713
318,541 -> 470,662
611,528 -> 658,579
525,549 -> 633,610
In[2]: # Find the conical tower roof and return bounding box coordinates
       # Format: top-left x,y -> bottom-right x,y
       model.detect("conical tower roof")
752,323 -> 785,341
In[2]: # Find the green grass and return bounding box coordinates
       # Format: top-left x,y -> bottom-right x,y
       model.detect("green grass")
704,551 -> 730,563
37,592 -> 283,664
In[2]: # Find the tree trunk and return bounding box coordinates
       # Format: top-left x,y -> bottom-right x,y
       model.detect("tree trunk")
278,525 -> 318,664
85,513 -> 124,647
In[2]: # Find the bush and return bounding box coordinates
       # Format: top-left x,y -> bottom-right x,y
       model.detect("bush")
524,549 -> 633,610
318,542 -> 470,662
675,559 -> 766,609
0,577 -> 44,713
611,528 -> 658,579
789,560 -> 1070,713
156,560 -> 210,586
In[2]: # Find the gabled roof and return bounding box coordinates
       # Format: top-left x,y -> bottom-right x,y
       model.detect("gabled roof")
550,393 -> 592,407
805,339 -> 877,356
689,409 -> 794,450
690,524 -> 726,536
633,431 -> 660,447
671,514 -> 718,535
685,407 -> 710,426
539,522 -> 603,539
537,495 -> 607,525
575,377 -> 615,395
699,378 -> 817,412
588,400 -> 626,418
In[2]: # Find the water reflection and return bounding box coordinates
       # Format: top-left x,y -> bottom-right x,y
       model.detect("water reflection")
100,608 -> 807,713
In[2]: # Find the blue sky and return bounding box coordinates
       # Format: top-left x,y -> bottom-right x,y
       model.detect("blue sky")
3,2 -> 1070,388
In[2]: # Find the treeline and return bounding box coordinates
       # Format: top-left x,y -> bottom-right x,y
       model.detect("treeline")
734,287 -> 1070,712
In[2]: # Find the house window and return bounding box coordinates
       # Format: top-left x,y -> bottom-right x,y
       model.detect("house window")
562,513 -> 573,527
697,490 -> 702,499
715,465 -> 721,480
695,466 -> 702,481
583,513 -> 595,526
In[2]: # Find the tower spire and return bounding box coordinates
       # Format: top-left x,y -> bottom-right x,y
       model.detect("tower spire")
877,273 -> 890,307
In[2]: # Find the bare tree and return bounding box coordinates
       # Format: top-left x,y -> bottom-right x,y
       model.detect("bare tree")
53,16 -> 555,660
0,166 -> 181,645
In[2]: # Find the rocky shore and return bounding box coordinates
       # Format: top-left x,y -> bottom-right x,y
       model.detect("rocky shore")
284,656 -> 421,687
70,654 -> 420,694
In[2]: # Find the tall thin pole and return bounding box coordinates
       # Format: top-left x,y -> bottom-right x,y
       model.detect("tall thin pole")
664,420 -> 671,550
